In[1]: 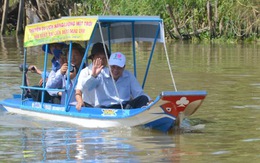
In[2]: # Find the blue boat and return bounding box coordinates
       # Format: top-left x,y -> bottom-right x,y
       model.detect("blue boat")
0,16 -> 207,132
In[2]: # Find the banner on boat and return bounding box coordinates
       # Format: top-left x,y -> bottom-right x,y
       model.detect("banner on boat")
24,18 -> 97,47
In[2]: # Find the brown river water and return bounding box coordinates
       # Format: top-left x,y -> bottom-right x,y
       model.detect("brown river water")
0,35 -> 260,162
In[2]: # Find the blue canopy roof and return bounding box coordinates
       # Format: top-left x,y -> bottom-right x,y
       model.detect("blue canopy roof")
62,15 -> 165,44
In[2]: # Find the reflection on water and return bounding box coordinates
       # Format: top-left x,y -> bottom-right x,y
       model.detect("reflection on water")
0,124 -> 181,162
0,36 -> 260,162
0,120 -> 208,162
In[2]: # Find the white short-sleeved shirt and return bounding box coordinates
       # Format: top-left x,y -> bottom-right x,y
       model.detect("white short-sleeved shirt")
76,64 -> 95,106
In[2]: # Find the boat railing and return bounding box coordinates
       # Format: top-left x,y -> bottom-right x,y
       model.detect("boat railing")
20,86 -> 65,92
20,85 -> 66,108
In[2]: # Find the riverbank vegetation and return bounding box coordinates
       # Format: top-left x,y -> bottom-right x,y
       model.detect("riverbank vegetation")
1,0 -> 259,42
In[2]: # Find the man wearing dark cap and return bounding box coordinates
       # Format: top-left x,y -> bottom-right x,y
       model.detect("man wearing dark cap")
42,42 -> 67,72
75,42 -> 110,110
88,42 -> 110,60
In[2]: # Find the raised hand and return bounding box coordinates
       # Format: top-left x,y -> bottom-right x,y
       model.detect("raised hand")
60,63 -> 68,75
28,65 -> 41,74
91,58 -> 104,78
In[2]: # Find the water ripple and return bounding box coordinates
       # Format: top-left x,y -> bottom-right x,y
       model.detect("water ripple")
212,151 -> 230,155
242,138 -> 260,142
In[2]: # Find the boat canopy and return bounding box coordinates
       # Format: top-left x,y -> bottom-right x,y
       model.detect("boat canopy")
23,16 -> 165,47
90,16 -> 165,44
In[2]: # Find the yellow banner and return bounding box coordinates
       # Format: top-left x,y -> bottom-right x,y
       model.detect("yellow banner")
24,17 -> 97,47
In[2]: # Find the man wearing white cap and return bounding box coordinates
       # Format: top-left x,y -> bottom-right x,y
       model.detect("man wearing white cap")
78,52 -> 152,109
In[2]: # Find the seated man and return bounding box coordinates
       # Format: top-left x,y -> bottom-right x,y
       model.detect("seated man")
75,42 -> 110,110
46,43 -> 85,105
27,42 -> 67,103
76,51 -> 152,111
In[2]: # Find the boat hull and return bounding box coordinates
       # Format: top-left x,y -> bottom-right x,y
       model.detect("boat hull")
0,91 -> 206,132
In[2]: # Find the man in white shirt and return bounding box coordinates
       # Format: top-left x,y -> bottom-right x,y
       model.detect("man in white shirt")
76,51 -> 152,111
75,42 -> 110,109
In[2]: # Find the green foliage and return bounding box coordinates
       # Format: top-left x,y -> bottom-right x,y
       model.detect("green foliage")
6,0 -> 258,41
69,0 -> 259,43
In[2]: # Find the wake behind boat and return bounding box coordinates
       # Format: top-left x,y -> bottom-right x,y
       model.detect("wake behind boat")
0,16 -> 207,132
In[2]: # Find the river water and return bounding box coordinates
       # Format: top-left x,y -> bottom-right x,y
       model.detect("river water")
0,35 -> 260,162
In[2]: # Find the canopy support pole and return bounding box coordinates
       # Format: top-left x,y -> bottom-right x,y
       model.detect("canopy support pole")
131,22 -> 137,77
142,24 -> 160,89
65,24 -> 99,112
40,44 -> 50,107
21,48 -> 27,102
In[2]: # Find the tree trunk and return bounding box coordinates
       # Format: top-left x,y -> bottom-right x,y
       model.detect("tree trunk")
1,0 -> 9,35
166,4 -> 182,40
207,1 -> 216,39
16,0 -> 25,35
